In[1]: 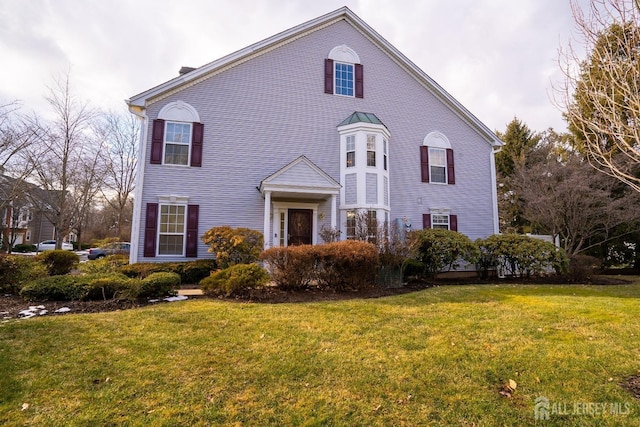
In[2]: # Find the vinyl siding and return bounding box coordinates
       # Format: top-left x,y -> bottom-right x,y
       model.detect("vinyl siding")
134,19 -> 497,261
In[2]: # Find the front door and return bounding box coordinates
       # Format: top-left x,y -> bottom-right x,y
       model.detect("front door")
288,209 -> 312,246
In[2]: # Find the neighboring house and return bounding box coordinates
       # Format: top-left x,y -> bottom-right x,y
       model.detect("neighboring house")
126,7 -> 503,264
0,174 -> 70,250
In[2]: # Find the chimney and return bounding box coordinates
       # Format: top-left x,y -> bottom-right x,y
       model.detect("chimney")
179,66 -> 196,76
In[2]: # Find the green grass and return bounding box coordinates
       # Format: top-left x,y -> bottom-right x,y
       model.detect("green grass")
2,281 -> 640,425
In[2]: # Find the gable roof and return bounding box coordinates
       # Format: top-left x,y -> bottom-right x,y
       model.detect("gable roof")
127,6 -> 502,148
259,155 -> 340,199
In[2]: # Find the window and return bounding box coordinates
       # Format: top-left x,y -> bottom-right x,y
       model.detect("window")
346,135 -> 355,167
421,132 -> 455,184
367,135 -> 376,167
346,210 -> 356,239
383,139 -> 388,171
423,213 -> 458,231
432,214 -> 450,229
429,148 -> 446,183
325,46 -> 363,98
164,122 -> 192,165
25,230 -> 31,241
335,62 -> 354,96
158,204 -> 186,255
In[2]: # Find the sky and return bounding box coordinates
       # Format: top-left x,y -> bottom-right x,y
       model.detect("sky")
0,0 -> 590,134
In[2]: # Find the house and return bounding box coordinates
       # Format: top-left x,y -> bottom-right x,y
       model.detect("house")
126,7 -> 503,264
0,174 -> 59,250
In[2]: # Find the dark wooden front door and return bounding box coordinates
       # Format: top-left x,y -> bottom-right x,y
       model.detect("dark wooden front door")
288,209 -> 312,246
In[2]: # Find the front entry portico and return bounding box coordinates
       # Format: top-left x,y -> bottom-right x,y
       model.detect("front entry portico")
258,156 -> 341,249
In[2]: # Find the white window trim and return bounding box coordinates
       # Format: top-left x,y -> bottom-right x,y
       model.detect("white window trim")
431,213 -> 450,230
428,147 -> 447,184
157,202 -> 187,256
346,134 -> 356,168
334,61 -> 355,97
366,134 -> 376,167
162,121 -> 192,166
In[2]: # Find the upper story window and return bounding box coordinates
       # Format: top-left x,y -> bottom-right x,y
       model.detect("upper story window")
420,131 -> 455,185
164,122 -> 192,165
346,135 -> 355,167
367,135 -> 376,167
335,62 -> 354,96
325,45 -> 363,98
151,101 -> 203,167
429,148 -> 446,183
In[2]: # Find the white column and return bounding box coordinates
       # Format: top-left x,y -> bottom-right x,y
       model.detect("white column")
263,191 -> 271,249
330,194 -> 337,229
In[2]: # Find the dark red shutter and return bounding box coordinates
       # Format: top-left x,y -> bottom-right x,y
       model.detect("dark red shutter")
185,204 -> 199,257
355,63 -> 363,98
446,148 -> 455,184
450,214 -> 458,232
191,123 -> 203,167
423,214 -> 431,229
324,59 -> 334,94
420,146 -> 430,182
144,203 -> 158,257
150,119 -> 164,164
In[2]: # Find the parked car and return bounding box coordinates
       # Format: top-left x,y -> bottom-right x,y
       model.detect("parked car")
37,240 -> 74,251
88,242 -> 131,260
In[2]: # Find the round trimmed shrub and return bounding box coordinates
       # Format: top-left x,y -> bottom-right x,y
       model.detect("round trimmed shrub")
20,275 -> 88,301
12,244 -> 37,253
37,250 -> 80,276
86,273 -> 139,300
200,263 -> 270,297
79,254 -> 130,274
409,229 -> 479,276
139,272 -> 181,298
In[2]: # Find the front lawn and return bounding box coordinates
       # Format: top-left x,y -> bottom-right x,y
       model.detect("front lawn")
1,282 -> 640,425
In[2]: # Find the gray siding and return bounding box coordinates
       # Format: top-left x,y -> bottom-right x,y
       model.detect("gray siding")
366,173 -> 377,204
134,20 -> 497,261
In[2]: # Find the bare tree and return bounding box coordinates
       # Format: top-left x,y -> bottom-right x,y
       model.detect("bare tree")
557,0 -> 640,192
28,73 -> 98,249
511,132 -> 640,257
96,111 -> 138,239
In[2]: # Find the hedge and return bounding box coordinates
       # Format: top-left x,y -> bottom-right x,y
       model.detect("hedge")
200,263 -> 270,297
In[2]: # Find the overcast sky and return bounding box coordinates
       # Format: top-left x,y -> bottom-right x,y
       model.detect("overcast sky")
0,0 -> 589,134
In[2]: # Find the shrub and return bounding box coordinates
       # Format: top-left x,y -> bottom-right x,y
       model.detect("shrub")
79,254 -> 130,274
477,234 -> 568,278
0,254 -> 48,294
567,254 -> 601,281
201,226 -> 263,269
120,262 -> 168,279
408,229 -> 479,276
314,240 -> 379,290
139,272 -> 181,298
37,250 -> 80,276
200,263 -> 270,297
85,273 -> 140,301
21,275 -> 89,301
402,258 -> 426,280
261,241 -> 379,291
12,244 -> 37,253
120,259 -> 216,283
260,245 -> 316,290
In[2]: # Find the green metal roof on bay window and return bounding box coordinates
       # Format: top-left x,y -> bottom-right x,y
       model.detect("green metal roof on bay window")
338,112 -> 386,128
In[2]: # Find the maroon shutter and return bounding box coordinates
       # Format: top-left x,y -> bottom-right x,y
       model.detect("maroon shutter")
191,123 -> 203,167
450,214 -> 458,232
150,119 -> 164,164
144,203 -> 158,257
420,146 -> 430,182
355,63 -> 363,98
446,148 -> 455,184
324,59 -> 334,94
423,214 -> 431,229
185,204 -> 199,258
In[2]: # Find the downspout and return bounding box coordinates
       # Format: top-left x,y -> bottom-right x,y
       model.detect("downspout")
126,102 -> 148,264
489,144 -> 502,235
